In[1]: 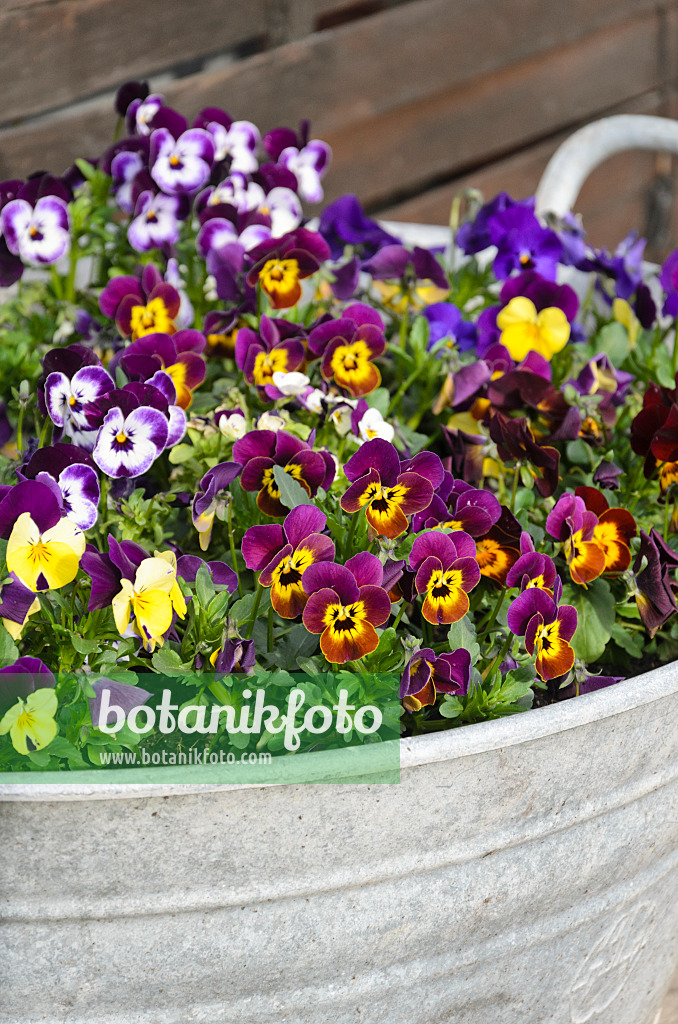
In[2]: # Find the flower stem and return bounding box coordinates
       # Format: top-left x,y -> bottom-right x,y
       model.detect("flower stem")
476,586 -> 507,648
267,605 -> 274,652
227,499 -> 242,597
245,581 -> 264,639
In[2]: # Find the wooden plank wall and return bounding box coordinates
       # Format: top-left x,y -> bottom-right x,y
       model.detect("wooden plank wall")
0,0 -> 676,257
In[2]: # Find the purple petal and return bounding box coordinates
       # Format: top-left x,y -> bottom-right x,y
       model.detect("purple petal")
241,524 -> 285,571
283,504 -> 326,548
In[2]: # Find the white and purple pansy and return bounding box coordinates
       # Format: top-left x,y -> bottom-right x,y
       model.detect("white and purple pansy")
45,364 -> 115,447
277,140 -> 332,204
92,389 -> 170,479
129,93 -> 164,135
144,370 -> 187,447
206,120 -> 260,173
110,149 -> 146,214
21,443 -> 101,531
150,128 -> 215,195
1,196 -> 70,265
127,190 -> 183,252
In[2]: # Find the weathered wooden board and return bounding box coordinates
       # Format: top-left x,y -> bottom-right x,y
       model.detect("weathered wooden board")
0,0 -> 269,125
0,2 -> 664,190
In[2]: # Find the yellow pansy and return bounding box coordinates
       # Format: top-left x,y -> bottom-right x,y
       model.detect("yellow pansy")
0,688 -> 58,755
112,554 -> 186,652
497,296 -> 570,362
7,513 -> 86,592
613,298 -> 639,347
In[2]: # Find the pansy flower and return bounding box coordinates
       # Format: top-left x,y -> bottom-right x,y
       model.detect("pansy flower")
633,529 -> 678,637
506,532 -> 557,594
116,329 -> 207,409
90,387 -> 170,479
81,534 -> 148,610
192,461 -> 242,550
0,574 -> 40,640
422,302 -> 477,353
175,554 -> 238,596
204,118 -> 260,173
400,647 -> 471,713
127,190 -> 184,252
150,127 -> 214,195
476,271 -> 579,358
0,657 -> 55,716
112,552 -> 187,652
496,296 -> 570,362
318,193 -> 399,259
45,362 -> 115,449
409,530 -> 481,624
277,139 -> 331,203
411,473 -> 501,537
474,506 -> 522,586
341,439 -> 442,539
20,443 -> 100,530
545,493 -> 604,586
489,413 -> 560,498
235,316 -> 306,392
487,205 -> 563,280
242,505 -> 335,618
7,511 -> 85,593
1,194 -> 70,265
506,587 -> 577,681
350,400 -> 395,443
99,266 -> 182,340
246,228 -> 330,309
301,557 -> 391,663
308,303 -> 386,397
574,486 -> 636,575
233,429 -> 334,517
363,244 -> 449,292
0,687 -> 58,754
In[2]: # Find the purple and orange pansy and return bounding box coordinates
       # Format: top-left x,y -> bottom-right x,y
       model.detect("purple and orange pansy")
235,316 -> 306,392
242,505 -> 335,618
308,303 -> 386,397
399,647 -> 471,713
409,530 -> 481,625
341,439 -> 442,539
507,585 -> 577,681
233,429 -> 334,517
301,554 -> 391,663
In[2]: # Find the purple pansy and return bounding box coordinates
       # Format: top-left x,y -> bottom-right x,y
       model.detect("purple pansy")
488,205 -> 563,280
0,657 -> 55,715
212,637 -> 256,675
80,534 -> 148,610
399,647 -> 471,712
634,529 -> 678,637
590,231 -> 645,301
192,461 -> 242,550
318,193 -> 399,259
2,195 -> 70,265
175,554 -> 238,595
277,140 -> 331,203
233,429 -> 334,518
127,190 -> 183,252
423,302 -> 477,353
411,473 -> 501,536
150,127 -> 215,195
363,244 -> 448,290
89,678 -> 153,729
206,119 -> 260,173
111,149 -> 146,214
456,192 -> 533,255
21,443 -> 100,530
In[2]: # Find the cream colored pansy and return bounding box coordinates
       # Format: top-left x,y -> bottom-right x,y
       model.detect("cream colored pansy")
0,688 -> 58,754
112,553 -> 186,652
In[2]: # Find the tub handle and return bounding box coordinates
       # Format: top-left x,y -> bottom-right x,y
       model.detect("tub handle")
535,114 -> 678,218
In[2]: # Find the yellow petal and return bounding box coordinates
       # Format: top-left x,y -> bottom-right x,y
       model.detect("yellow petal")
536,306 -> 570,356
170,581 -> 187,619
42,517 -> 86,557
496,296 -> 538,331
132,589 -> 173,645
112,579 -> 135,636
0,699 -> 24,735
25,687 -> 58,717
134,556 -> 177,595
500,322 -> 541,362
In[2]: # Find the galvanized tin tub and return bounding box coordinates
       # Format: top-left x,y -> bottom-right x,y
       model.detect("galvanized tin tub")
1,661 -> 678,1024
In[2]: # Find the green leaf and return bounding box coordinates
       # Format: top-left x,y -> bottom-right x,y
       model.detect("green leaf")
195,564 -> 215,608
564,578 -> 616,663
594,322 -> 629,367
610,622 -> 643,659
0,623 -> 19,666
272,464 -> 314,509
566,439 -> 593,467
447,616 -> 480,664
439,695 -> 463,719
71,635 -> 101,656
367,387 -> 390,417
151,647 -> 192,675
168,443 -> 195,465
